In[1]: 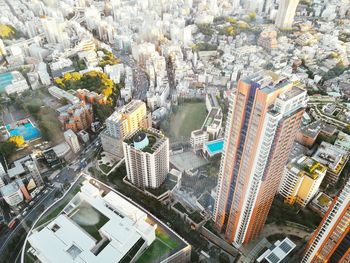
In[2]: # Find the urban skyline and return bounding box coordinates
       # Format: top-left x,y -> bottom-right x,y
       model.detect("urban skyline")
0,0 -> 349,263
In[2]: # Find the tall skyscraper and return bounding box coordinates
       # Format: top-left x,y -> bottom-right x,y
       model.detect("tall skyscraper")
123,128 -> 169,189
275,0 -> 300,30
302,179 -> 350,263
214,73 -> 308,246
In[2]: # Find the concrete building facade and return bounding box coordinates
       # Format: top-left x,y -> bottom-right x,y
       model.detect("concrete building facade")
123,128 -> 169,189
275,0 -> 300,30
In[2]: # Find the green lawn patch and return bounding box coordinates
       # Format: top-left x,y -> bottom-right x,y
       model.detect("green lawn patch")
161,102 -> 207,141
99,164 -> 112,174
136,239 -> 172,263
156,228 -> 179,250
37,202 -> 69,226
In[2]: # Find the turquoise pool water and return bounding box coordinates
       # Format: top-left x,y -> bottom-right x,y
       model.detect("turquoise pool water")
0,72 -> 13,93
206,139 -> 224,155
6,122 -> 41,141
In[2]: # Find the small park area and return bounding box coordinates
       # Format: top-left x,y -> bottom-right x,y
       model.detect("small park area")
161,101 -> 207,142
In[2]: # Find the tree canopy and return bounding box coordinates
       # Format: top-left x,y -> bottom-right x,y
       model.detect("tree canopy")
0,141 -> 17,160
0,24 -> 22,39
55,70 -> 117,103
8,136 -> 25,147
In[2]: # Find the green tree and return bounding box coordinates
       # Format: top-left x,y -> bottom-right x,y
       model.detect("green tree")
0,141 -> 17,159
219,252 -> 230,263
248,12 -> 257,21
191,251 -> 199,262
196,23 -> 214,36
343,125 -> 350,135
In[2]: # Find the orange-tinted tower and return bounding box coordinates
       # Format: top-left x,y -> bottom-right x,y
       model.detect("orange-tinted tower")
302,178 -> 350,263
214,72 -> 308,246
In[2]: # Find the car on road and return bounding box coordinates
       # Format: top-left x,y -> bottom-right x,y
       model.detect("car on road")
8,218 -> 19,230
44,189 -> 49,194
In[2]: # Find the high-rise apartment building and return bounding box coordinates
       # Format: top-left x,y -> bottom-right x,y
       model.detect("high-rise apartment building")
278,156 -> 327,207
123,128 -> 169,189
41,17 -> 69,47
275,0 -> 300,30
214,73 -> 307,246
302,178 -> 350,263
101,100 -> 150,158
106,100 -> 148,139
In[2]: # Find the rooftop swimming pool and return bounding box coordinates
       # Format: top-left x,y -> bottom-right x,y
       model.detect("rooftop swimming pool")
6,121 -> 41,141
205,139 -> 224,156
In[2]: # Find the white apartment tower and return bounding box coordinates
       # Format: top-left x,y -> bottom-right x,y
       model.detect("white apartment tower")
275,0 -> 300,29
64,129 -> 81,154
123,128 -> 169,189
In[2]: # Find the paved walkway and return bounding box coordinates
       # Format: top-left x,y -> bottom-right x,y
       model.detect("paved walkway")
260,223 -> 311,240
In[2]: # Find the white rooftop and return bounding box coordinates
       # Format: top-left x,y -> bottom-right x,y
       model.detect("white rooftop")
28,182 -> 156,263
257,237 -> 296,263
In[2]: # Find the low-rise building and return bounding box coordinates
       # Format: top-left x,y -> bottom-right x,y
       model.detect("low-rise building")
0,180 -> 25,207
201,107 -> 222,140
58,102 -> 94,132
279,156 -> 327,207
257,30 -> 278,51
0,71 -> 30,95
297,121 -> 337,147
312,142 -> 349,185
334,131 -> 350,152
257,238 -> 296,263
190,129 -> 209,152
76,89 -> 107,105
48,86 -> 80,104
27,182 -> 191,263
309,192 -> 333,216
